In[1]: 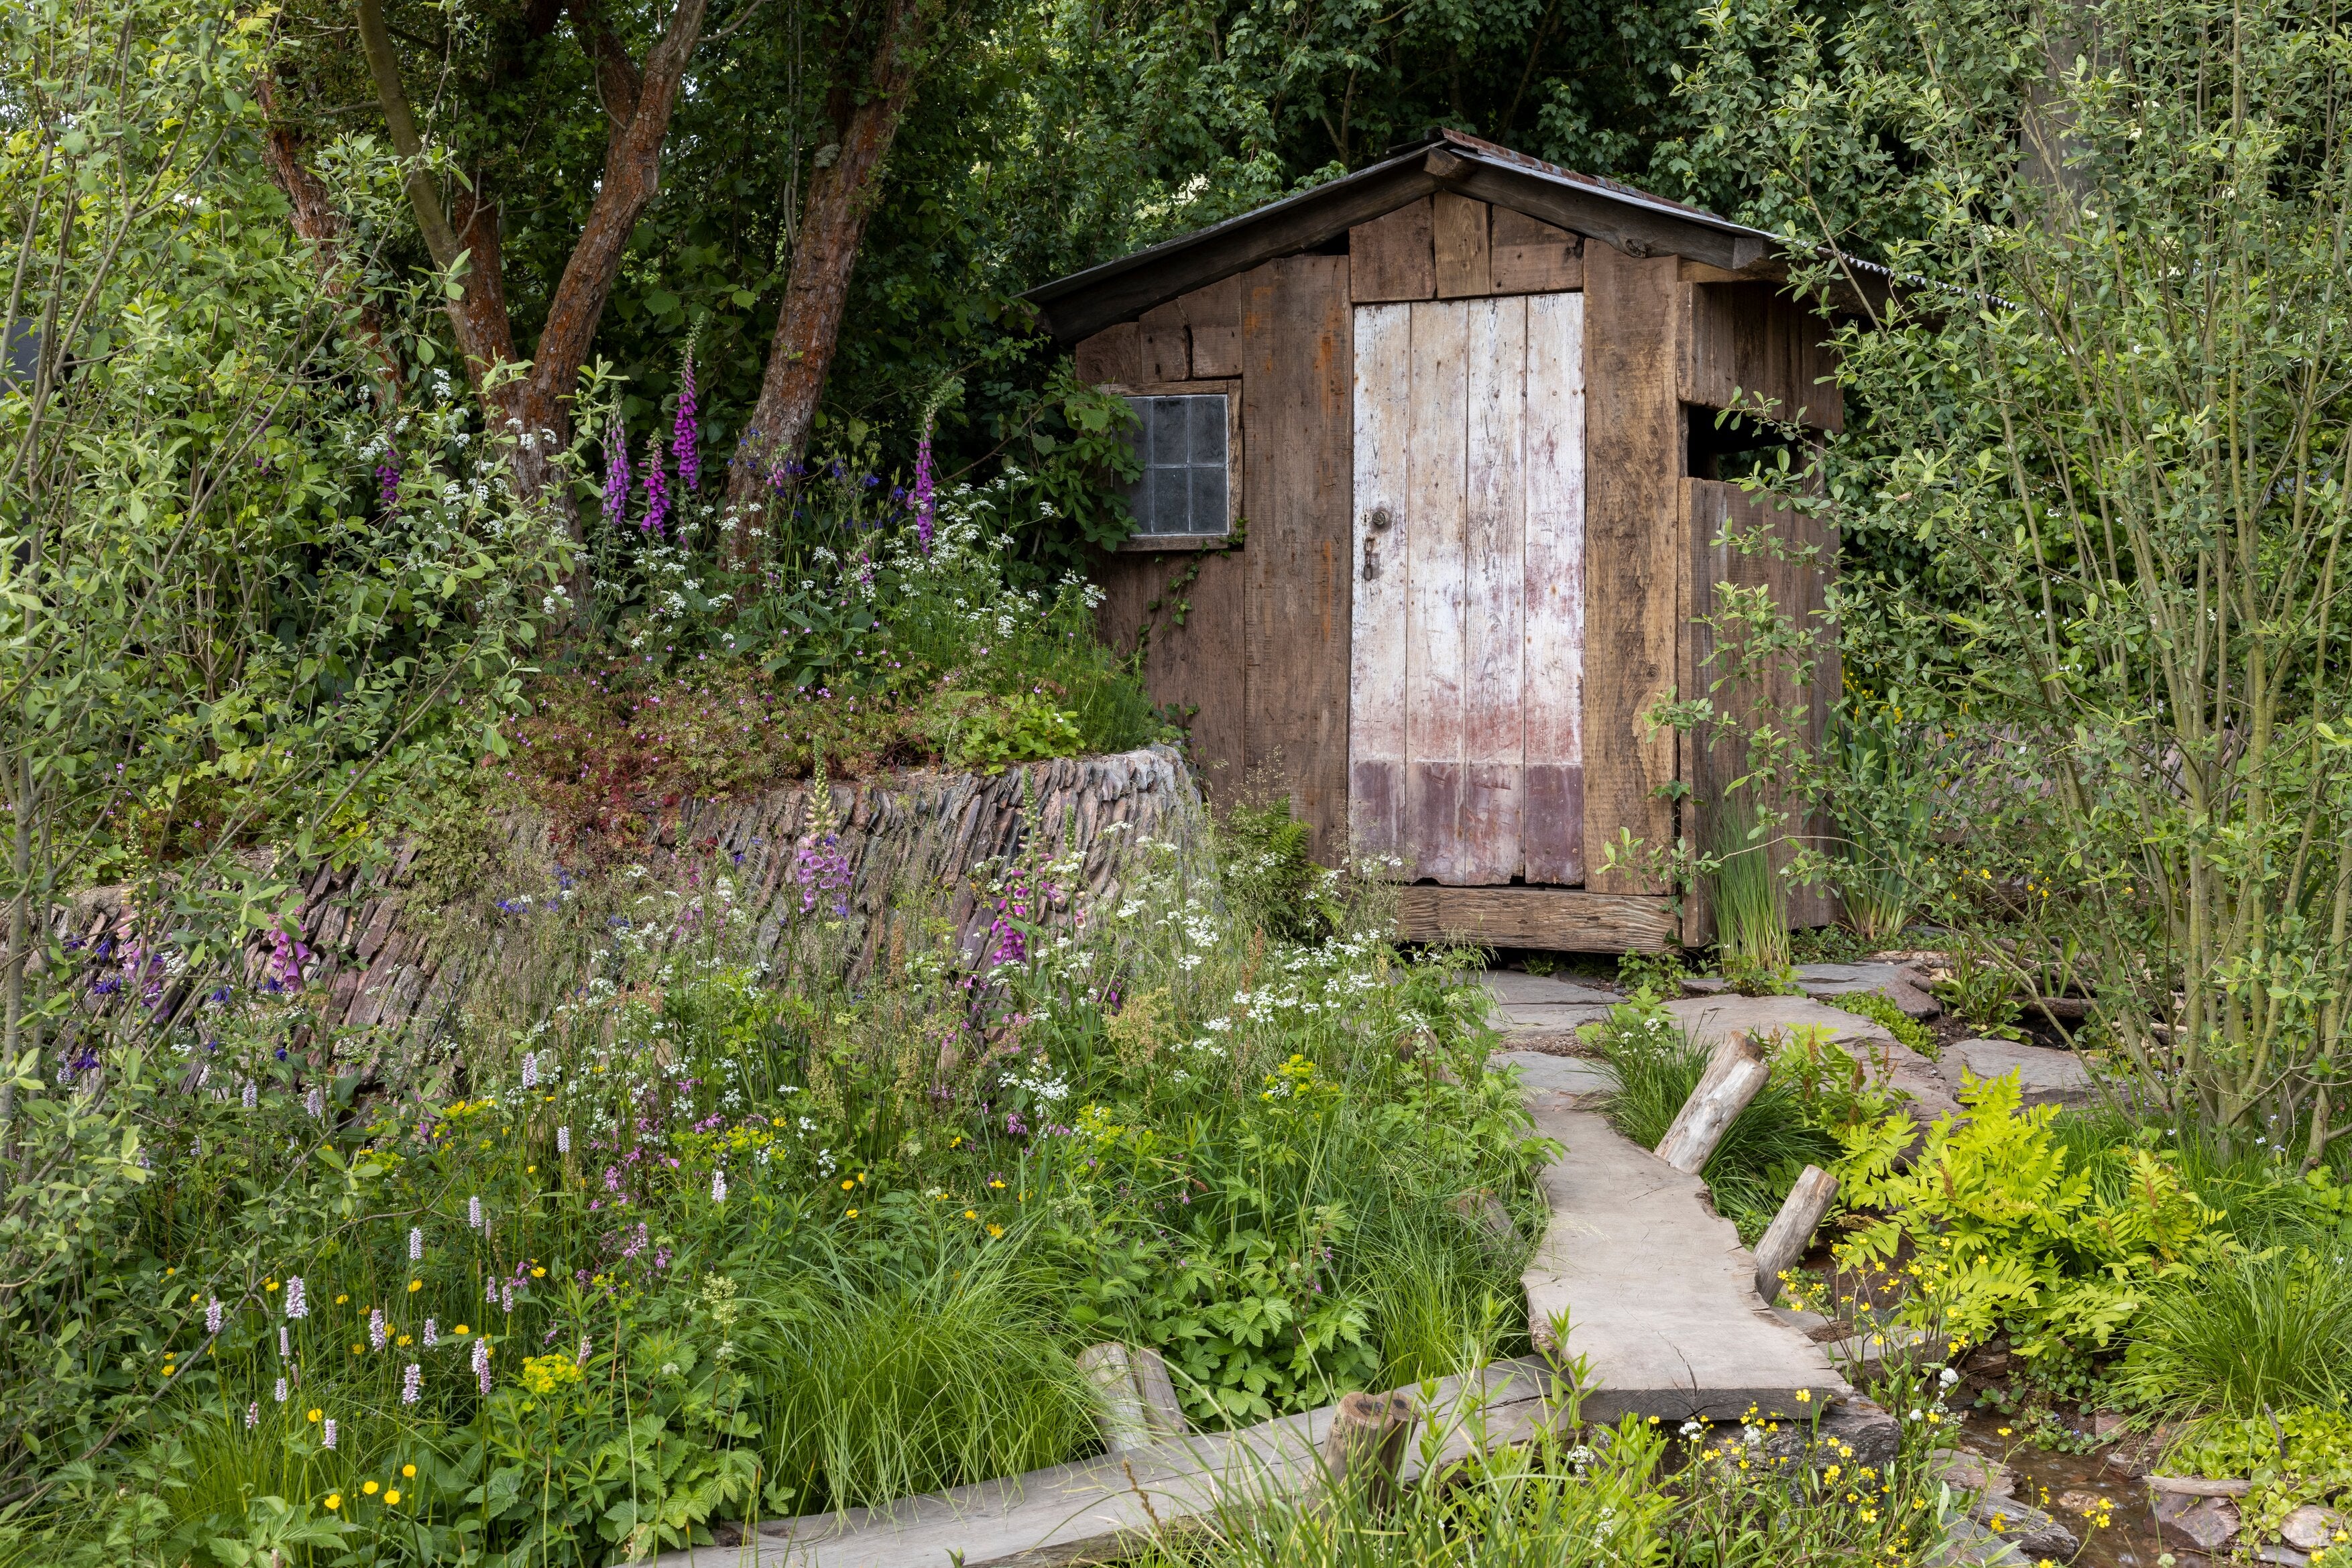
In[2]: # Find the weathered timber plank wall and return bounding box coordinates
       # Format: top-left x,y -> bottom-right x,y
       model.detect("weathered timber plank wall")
1085,258 -> 1353,862
1242,256 -> 1353,860
1681,481 -> 1838,939
1678,281 -> 1843,434
1580,242 -> 1683,894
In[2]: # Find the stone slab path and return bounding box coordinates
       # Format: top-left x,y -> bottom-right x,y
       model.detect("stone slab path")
1477,971 -> 1621,1049
1519,1103 -> 1848,1423
1685,959 -> 1942,1020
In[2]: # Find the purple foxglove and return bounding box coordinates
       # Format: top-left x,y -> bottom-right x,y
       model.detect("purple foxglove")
603,414 -> 631,518
914,418 -> 936,552
641,430 -> 669,538
673,353 -> 700,492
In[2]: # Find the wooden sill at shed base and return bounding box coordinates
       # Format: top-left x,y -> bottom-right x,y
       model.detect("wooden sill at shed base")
1395,886 -> 1677,951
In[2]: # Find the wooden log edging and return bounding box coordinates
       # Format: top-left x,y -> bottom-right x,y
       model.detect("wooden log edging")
1751,1164 -> 1838,1307
650,1359 -> 1576,1568
1653,1029 -> 1767,1174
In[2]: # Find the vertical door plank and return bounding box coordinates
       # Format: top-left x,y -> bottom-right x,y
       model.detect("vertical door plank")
1405,300 -> 1471,882
1242,255 -> 1354,859
1433,194 -> 1492,299
1460,296 -> 1526,882
1581,243 -> 1684,894
1349,200 -> 1436,303
1524,292 -> 1588,884
1349,303 -> 1413,867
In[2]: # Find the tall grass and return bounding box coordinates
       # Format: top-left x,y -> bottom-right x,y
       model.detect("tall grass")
1598,1012 -> 1840,1243
2111,1250 -> 2352,1417
1708,794 -> 1791,983
751,1241 -> 1098,1511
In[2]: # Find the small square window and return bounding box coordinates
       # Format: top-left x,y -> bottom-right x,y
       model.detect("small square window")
1123,394 -> 1231,536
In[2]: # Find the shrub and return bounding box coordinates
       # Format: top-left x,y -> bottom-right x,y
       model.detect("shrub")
1835,1072 -> 2231,1357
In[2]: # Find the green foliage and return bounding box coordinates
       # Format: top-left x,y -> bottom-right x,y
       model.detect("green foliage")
1822,705 -> 1943,945
1615,950 -> 1692,1003
2164,1407 -> 2352,1522
2112,1248 -> 2352,1419
1674,0 -> 2352,1150
1592,1004 -> 1871,1244
1828,993 -> 1939,1062
1835,1073 -> 2231,1357
0,793 -> 1545,1558
1218,797 -> 1345,947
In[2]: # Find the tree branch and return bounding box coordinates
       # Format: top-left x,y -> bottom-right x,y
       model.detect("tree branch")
353,0 -> 465,276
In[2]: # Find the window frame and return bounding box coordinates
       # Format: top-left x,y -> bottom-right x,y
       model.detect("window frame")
1104,379 -> 1243,552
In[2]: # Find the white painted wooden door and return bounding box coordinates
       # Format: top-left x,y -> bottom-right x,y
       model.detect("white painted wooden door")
1349,294 -> 1586,885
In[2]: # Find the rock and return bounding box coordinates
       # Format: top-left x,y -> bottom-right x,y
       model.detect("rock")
2154,1492 -> 2242,1553
2090,1411 -> 2127,1437
1490,1050 -> 1613,1108
1755,1394 -> 1903,1471
2056,1490 -> 2107,1516
1940,1038 -> 2097,1109
1480,972 -> 1621,1006
2282,1504 -> 2346,1552
1930,1514 -> 2030,1566
2256,1547 -> 2311,1567
1684,961 -> 1942,1019
2150,1475 -> 2253,1498
1973,1496 -> 2080,1562
1939,1449 -> 2017,1497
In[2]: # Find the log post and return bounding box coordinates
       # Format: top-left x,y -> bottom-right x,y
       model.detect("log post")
1751,1164 -> 1838,1305
1319,1390 -> 1416,1512
1077,1342 -> 1188,1452
1654,1030 -> 1769,1174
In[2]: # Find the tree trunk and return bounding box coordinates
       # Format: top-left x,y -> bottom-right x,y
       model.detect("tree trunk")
1653,1030 -> 1768,1174
725,0 -> 928,541
351,0 -> 709,534
256,70 -> 404,403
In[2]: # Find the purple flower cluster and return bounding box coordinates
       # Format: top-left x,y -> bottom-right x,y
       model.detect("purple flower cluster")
375,464 -> 401,506
603,415 -> 631,518
793,830 -> 852,916
914,419 -> 937,552
640,429 -> 669,538
673,353 -> 700,493
263,924 -> 310,993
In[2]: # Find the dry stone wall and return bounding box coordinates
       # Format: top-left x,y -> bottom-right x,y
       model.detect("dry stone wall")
276,744 -> 1201,1048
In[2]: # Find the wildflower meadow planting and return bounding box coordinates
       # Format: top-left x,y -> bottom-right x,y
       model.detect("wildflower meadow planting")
8,0 -> 2352,1559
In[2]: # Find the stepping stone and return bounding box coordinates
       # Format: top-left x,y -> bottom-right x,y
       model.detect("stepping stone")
1492,1050 -> 1614,1108
1940,1038 -> 2095,1109
1685,961 -> 1941,1020
1519,1107 -> 1846,1423
1666,994 -> 1964,1127
1478,972 -> 1621,1049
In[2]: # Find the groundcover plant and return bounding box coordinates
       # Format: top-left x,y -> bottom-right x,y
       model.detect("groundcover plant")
0,817 -> 1549,1565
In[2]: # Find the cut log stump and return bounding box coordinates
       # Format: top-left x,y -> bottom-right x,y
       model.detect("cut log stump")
1319,1390 -> 1416,1512
1751,1164 -> 1838,1305
1654,1030 -> 1768,1174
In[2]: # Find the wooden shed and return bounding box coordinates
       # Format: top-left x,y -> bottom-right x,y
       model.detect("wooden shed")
1024,131 -> 1857,952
